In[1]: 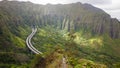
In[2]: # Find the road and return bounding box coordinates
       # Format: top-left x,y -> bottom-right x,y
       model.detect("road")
26,28 -> 43,54
26,27 -> 67,68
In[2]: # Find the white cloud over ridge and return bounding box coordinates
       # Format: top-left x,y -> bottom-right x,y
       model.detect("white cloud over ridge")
2,0 -> 120,19
17,0 -> 120,19
17,0 -> 111,5
94,0 -> 120,19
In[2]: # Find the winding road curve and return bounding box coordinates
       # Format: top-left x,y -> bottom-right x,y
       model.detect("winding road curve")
26,27 -> 67,68
26,28 -> 43,54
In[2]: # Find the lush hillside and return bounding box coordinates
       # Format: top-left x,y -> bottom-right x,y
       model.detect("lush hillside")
32,26 -> 120,68
0,1 -> 120,38
0,0 -> 120,68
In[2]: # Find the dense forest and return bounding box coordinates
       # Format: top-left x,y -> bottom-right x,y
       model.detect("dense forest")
0,0 -> 120,68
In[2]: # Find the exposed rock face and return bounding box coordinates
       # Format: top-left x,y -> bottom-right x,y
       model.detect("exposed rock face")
41,3 -> 120,38
0,1 -> 120,38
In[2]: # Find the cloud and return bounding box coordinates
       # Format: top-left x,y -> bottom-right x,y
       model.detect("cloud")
17,0 -> 112,5
77,0 -> 111,5
2,0 -> 120,19
94,1 -> 120,19
108,9 -> 120,19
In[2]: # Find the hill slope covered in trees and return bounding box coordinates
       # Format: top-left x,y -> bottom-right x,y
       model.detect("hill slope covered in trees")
0,0 -> 120,68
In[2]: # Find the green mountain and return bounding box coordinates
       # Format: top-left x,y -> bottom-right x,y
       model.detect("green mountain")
0,1 -> 120,68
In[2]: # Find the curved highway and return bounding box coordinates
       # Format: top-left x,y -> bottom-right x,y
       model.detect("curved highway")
26,28 -> 43,54
26,27 -> 67,67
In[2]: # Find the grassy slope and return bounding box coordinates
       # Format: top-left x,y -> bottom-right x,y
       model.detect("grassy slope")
32,26 -> 120,68
0,25 -> 32,68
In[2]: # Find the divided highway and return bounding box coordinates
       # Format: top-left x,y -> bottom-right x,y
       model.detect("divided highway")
26,28 -> 43,54
26,27 -> 67,67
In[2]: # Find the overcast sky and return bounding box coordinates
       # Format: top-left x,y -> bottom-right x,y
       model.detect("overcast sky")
3,0 -> 120,19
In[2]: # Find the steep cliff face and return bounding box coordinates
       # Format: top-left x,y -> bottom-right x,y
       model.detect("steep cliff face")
0,1 -> 120,38
41,3 -> 120,38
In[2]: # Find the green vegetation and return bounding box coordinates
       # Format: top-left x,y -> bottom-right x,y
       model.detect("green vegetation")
31,26 -> 120,68
69,58 -> 107,68
0,52 -> 30,68
11,35 -> 25,48
0,0 -> 120,68
33,26 -> 67,55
